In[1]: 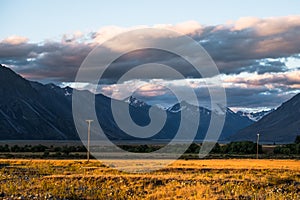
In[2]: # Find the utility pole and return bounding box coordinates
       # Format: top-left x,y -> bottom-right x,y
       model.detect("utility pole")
86,120 -> 93,162
256,133 -> 260,159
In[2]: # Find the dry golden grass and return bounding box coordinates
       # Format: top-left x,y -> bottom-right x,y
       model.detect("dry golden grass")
171,159 -> 300,170
0,159 -> 299,199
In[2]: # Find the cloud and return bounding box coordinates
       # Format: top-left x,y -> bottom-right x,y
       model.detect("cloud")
0,40 -> 93,83
92,21 -> 203,45
198,16 -> 300,74
224,70 -> 300,89
231,16 -> 300,36
135,84 -> 168,97
95,70 -> 300,110
1,36 -> 29,45
2,16 -> 300,82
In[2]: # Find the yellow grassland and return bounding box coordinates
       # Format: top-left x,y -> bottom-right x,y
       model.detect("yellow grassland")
0,159 -> 299,199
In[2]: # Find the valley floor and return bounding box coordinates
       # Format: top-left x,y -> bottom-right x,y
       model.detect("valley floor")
0,159 -> 299,199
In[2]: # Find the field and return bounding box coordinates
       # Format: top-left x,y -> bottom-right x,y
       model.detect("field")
0,159 -> 299,199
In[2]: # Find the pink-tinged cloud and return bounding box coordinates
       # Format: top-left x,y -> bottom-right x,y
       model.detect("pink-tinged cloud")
136,84 -> 167,97
1,36 -> 29,45
92,21 -> 203,50
231,16 -> 300,36
224,70 -> 300,89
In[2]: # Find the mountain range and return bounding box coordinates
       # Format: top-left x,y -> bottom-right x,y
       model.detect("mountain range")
0,64 -> 299,143
125,96 -> 254,140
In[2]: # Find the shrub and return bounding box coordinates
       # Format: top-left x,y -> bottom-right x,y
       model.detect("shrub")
221,141 -> 262,154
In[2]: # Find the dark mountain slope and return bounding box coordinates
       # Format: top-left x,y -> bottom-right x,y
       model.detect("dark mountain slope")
230,93 -> 300,143
0,64 -> 77,140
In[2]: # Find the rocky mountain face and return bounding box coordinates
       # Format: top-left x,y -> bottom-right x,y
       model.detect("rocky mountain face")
229,93 -> 300,143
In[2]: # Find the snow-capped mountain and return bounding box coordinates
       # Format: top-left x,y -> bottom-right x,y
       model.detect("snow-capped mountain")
123,97 -> 254,140
236,109 -> 275,122
166,101 -> 254,140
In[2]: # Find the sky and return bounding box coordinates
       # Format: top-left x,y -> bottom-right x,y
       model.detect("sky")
1,1 -> 300,112
2,0 -> 300,42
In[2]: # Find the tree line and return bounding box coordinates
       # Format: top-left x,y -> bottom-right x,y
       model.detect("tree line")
273,135 -> 300,155
0,144 -> 86,153
0,135 -> 299,156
